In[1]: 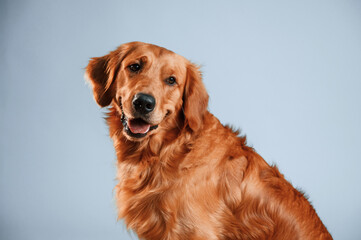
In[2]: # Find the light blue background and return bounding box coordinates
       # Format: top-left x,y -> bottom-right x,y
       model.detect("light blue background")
1,0 -> 360,239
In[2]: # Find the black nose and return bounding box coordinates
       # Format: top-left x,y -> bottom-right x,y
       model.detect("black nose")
132,93 -> 156,115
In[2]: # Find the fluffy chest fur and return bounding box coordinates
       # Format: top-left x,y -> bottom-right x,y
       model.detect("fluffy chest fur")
110,108 -> 279,240
112,109 -> 231,239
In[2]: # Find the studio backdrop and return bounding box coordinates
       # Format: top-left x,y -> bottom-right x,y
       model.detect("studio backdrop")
1,1 -> 360,239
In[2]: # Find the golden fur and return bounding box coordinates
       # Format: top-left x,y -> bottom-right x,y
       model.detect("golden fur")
85,41 -> 332,240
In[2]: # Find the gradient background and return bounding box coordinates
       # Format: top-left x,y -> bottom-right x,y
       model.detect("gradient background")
1,0 -> 360,239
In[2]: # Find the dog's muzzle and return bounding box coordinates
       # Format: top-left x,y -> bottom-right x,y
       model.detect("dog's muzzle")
120,100 -> 158,139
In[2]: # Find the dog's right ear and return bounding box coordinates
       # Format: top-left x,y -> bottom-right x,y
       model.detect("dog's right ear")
85,54 -> 115,107
85,44 -> 132,107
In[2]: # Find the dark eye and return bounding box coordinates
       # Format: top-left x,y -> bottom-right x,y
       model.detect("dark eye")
166,76 -> 177,85
128,63 -> 141,72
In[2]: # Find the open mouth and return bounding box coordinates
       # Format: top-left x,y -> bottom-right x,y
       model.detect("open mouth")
128,118 -> 151,134
120,110 -> 158,139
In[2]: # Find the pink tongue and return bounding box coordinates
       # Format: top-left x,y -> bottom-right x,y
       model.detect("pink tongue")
128,119 -> 151,134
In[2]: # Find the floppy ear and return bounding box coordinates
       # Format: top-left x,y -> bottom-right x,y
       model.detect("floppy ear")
85,46 -> 128,107
183,63 -> 209,132
85,55 -> 114,107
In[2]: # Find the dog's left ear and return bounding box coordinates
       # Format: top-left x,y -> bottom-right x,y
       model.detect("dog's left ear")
183,63 -> 209,132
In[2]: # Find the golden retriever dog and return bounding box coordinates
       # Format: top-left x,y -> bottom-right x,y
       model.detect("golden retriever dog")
85,41 -> 332,240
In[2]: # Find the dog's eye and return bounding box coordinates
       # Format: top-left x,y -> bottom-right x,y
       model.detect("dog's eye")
128,63 -> 141,72
165,76 -> 177,86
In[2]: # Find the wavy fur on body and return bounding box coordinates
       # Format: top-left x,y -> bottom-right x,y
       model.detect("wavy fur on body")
85,42 -> 332,240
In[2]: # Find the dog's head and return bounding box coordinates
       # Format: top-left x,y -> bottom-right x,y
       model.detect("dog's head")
85,42 -> 208,141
